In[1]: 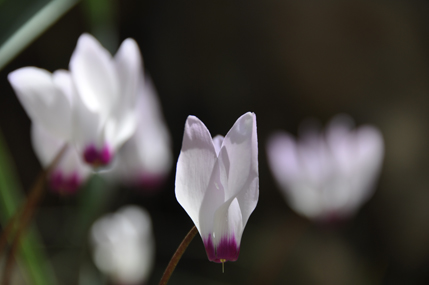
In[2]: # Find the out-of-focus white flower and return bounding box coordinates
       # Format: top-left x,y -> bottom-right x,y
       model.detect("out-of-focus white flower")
175,112 -> 259,263
70,33 -> 141,167
90,206 -> 155,285
104,76 -> 172,189
8,33 -> 146,191
31,124 -> 91,194
8,68 -> 91,193
267,115 -> 384,222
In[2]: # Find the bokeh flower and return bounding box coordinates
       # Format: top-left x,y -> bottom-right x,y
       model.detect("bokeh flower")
267,115 -> 384,222
90,206 -> 155,285
175,112 -> 259,263
70,33 -> 141,167
8,33 -> 146,192
8,67 -> 91,193
103,76 -> 172,189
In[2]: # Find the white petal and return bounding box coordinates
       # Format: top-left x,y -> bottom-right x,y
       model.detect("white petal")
213,198 -> 243,244
52,69 -> 75,105
32,124 -> 92,192
212,135 -> 224,156
198,160 -> 225,238
69,33 -> 119,114
72,89 -> 104,151
352,126 -> 384,202
220,112 -> 258,201
235,176 -> 259,228
91,206 -> 154,284
113,38 -> 141,119
31,123 -> 64,168
175,116 -> 218,232
8,67 -> 72,140
266,132 -> 301,186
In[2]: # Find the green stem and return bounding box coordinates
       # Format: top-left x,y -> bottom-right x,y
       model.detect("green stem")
0,130 -> 57,284
2,144 -> 67,285
0,0 -> 80,71
159,226 -> 198,285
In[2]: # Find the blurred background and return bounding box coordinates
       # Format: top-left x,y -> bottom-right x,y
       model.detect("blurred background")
1,0 -> 429,284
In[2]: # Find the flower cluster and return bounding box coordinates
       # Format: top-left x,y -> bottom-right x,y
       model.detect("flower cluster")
9,34 -> 171,194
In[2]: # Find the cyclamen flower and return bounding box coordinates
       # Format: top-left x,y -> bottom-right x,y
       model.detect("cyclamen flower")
267,115 -> 384,222
90,206 -> 155,284
103,76 -> 172,189
175,112 -> 259,263
31,124 -> 91,194
9,33 -> 143,192
70,33 -> 141,166
8,68 -> 91,192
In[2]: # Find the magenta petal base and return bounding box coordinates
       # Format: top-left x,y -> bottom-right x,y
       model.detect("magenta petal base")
49,171 -> 81,195
203,235 -> 240,263
83,144 -> 112,166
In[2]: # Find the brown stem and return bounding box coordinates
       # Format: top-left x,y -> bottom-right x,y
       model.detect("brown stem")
159,225 -> 198,285
1,144 -> 67,285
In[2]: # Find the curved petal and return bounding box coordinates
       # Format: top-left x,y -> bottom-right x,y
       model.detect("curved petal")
31,123 -> 65,168
72,88 -> 104,152
235,176 -> 259,228
104,111 -> 137,151
113,38 -> 141,120
220,112 -> 258,201
31,124 -> 92,194
351,126 -> 384,203
206,198 -> 243,262
175,116 -> 217,232
212,135 -> 224,156
266,132 -> 301,186
8,67 -> 72,140
70,33 -> 118,114
198,159 -> 225,239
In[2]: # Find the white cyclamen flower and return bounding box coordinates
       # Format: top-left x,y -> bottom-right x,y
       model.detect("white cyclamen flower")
175,112 -> 259,263
267,115 -> 384,221
70,33 -> 141,166
90,206 -> 155,284
104,76 -> 172,188
32,124 -> 91,194
8,68 -> 91,192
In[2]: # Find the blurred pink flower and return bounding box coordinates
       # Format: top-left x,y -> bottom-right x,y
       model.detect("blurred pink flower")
267,115 -> 384,222
175,112 -> 259,262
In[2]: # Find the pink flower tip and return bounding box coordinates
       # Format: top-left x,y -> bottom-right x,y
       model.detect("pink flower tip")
203,235 -> 240,263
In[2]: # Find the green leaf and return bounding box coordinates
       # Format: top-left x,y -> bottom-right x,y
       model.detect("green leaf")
0,129 -> 57,285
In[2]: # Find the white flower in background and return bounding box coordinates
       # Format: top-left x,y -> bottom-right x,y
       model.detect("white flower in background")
90,206 -> 155,285
31,124 -> 91,194
70,33 -> 141,166
9,33 -> 144,190
104,76 -> 172,189
8,68 -> 91,193
175,112 -> 259,263
267,115 -> 384,222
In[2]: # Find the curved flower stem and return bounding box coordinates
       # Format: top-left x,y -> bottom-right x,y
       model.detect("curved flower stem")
159,225 -> 198,285
1,144 -> 67,285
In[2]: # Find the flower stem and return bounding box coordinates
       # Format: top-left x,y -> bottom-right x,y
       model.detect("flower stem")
159,225 -> 198,285
1,144 -> 67,285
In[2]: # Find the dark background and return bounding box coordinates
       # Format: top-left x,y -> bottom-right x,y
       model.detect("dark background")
1,0 -> 429,284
